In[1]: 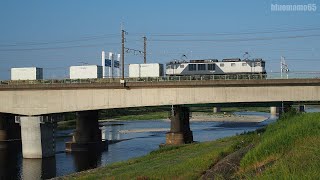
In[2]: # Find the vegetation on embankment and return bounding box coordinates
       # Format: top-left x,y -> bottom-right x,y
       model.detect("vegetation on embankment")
237,111 -> 320,179
100,106 -> 170,120
62,133 -> 257,180
61,111 -> 320,179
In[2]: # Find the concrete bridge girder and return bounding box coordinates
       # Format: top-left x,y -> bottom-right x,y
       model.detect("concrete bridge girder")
1,79 -> 320,116
0,84 -> 319,116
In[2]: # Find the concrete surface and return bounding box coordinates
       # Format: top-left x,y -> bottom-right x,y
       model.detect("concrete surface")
0,79 -> 320,116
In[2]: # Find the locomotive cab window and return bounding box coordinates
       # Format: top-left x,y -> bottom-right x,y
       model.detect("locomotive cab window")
198,64 -> 206,71
231,63 -> 236,67
242,63 -> 247,66
208,64 -> 215,70
220,63 -> 224,67
188,64 -> 197,71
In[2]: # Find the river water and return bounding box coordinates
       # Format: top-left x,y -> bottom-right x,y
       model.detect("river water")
0,111 -> 279,179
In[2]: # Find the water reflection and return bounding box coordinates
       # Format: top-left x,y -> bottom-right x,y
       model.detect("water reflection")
305,105 -> 320,113
8,108 -> 320,179
101,124 -> 123,141
0,142 -> 21,180
22,157 -> 56,180
72,150 -> 102,172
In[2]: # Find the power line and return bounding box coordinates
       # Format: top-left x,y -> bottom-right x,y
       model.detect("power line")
1,25 -> 319,48
130,26 -> 320,37
149,34 -> 320,43
0,34 -> 119,47
0,42 -> 119,52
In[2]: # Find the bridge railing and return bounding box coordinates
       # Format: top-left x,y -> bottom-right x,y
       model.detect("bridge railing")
1,72 -> 320,85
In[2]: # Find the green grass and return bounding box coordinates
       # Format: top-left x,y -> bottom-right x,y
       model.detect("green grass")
100,106 -> 171,120
238,111 -> 320,179
64,134 -> 255,180
57,119 -> 76,130
220,107 -> 269,113
61,111 -> 320,179
116,111 -> 168,120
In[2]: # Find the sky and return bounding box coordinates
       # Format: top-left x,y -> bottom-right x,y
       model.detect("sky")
0,0 -> 319,79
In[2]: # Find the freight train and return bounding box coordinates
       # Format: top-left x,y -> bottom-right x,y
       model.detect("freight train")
8,58 -> 266,81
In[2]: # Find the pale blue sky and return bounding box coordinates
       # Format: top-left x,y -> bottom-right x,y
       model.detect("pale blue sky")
0,0 -> 319,79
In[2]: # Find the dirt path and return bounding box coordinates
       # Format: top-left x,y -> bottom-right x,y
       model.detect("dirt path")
201,144 -> 254,180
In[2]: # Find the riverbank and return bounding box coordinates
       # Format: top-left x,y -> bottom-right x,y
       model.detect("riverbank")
57,106 -> 268,130
190,112 -> 266,122
115,113 -> 266,134
59,111 -> 320,179
101,113 -> 266,123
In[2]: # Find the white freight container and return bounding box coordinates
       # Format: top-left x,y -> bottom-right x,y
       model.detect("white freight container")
129,63 -> 164,78
69,65 -> 102,79
11,67 -> 43,80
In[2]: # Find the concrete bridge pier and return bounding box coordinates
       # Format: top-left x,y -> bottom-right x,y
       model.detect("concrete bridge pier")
66,110 -> 106,152
19,116 -> 56,158
213,106 -> 221,113
298,105 -> 306,112
166,106 -> 193,145
270,106 -> 280,116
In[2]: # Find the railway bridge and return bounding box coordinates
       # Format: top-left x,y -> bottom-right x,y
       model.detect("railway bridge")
0,78 -> 319,158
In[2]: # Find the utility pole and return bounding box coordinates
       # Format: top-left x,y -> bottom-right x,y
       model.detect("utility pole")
280,56 -> 283,78
121,29 -> 125,80
143,36 -> 147,63
280,56 -> 289,79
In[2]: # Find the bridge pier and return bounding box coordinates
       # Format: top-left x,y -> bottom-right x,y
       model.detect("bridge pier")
66,110 -> 106,152
166,106 -> 193,145
298,105 -> 305,112
270,106 -> 280,116
213,106 -> 221,113
19,116 -> 56,158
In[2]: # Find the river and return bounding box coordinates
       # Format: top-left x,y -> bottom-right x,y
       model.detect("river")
0,111 -> 279,179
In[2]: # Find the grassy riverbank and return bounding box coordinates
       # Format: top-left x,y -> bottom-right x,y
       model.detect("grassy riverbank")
61,111 -> 320,179
237,111 -> 320,179
63,133 -> 256,180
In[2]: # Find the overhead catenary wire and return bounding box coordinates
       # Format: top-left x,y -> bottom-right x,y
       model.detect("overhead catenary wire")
148,34 -> 320,42
129,26 -> 320,37
0,42 -> 119,52
1,25 -> 320,76
0,34 -> 120,47
0,26 -> 319,53
2,25 -> 320,47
